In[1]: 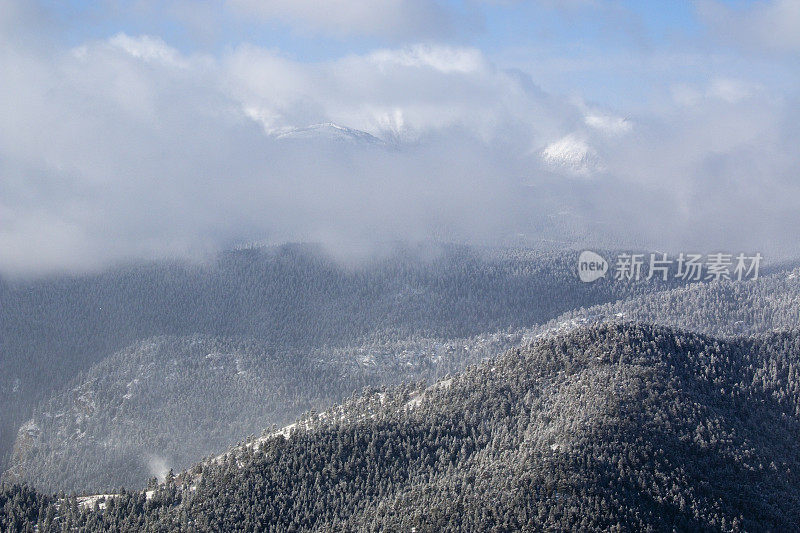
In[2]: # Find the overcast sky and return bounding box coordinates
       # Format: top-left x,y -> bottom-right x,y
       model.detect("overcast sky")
1,0 -> 799,276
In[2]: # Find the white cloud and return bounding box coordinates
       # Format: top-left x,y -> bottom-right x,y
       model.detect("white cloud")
1,2 -> 799,275
707,78 -> 759,103
222,44 -> 572,143
699,0 -> 800,54
584,112 -> 632,135
671,78 -> 761,106
0,31 -> 578,275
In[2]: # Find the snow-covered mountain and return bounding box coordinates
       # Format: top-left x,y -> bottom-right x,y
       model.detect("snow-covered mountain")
275,122 -> 386,146
26,323 -> 800,531
539,134 -> 603,178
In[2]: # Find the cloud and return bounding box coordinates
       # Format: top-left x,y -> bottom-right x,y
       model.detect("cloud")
699,0 -> 800,54
222,43 -> 576,143
671,78 -> 762,106
584,111 -> 631,136
0,28 -> 574,275
1,2 -> 799,276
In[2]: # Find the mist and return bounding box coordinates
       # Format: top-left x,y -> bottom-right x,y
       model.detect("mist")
1,0 -> 799,277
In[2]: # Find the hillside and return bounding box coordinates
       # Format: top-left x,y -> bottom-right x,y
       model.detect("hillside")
9,262 -> 800,494
4,330 -> 520,493
0,244 -> 676,477
547,266 -> 800,338
4,323 -> 799,532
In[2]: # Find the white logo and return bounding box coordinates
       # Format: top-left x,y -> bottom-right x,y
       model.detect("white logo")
578,251 -> 608,282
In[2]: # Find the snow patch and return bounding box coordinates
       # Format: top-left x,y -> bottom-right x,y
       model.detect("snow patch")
77,494 -> 117,510
275,123 -> 385,146
540,134 -> 602,178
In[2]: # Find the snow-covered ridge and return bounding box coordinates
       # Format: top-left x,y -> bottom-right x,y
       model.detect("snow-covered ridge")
275,122 -> 386,145
540,134 -> 603,178
64,317 -> 645,510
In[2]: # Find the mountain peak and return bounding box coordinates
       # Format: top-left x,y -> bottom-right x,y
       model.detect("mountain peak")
275,123 -> 385,146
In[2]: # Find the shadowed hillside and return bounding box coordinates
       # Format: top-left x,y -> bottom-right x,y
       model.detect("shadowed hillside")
4,323 -> 798,531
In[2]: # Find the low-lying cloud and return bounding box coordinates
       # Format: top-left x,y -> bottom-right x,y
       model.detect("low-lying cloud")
1,2 -> 799,277
699,0 -> 800,55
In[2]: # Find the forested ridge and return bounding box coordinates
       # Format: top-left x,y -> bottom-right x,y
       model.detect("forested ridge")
1,244 -> 678,485
3,323 -> 799,532
4,330 -> 519,493
548,266 -> 800,338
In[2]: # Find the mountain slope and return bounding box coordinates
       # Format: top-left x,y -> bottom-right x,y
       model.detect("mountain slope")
4,330 -> 519,493
0,244 -> 676,476
7,323 -> 799,532
3,336 -> 365,492
546,265 -> 800,338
